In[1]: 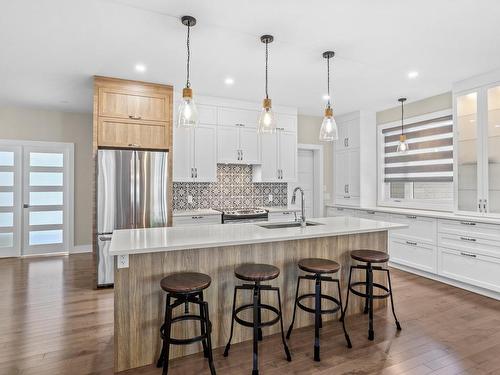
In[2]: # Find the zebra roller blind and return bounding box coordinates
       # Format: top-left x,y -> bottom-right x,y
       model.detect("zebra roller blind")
383,115 -> 453,183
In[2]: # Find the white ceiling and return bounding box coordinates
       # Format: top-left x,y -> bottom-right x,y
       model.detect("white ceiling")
1,0 -> 499,116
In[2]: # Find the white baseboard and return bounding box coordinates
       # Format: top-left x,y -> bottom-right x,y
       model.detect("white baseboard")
71,244 -> 92,254
389,262 -> 500,301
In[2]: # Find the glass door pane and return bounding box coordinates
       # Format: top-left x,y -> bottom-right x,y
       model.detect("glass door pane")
23,147 -> 67,255
487,85 -> 500,214
0,146 -> 20,257
456,92 -> 480,212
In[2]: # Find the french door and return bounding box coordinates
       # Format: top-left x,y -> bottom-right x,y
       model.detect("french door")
0,141 -> 73,257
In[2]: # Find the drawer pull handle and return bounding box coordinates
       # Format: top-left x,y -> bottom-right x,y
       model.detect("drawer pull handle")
406,215 -> 417,219
460,252 -> 477,258
337,208 -> 344,211
460,221 -> 476,226
366,211 -> 375,214
282,212 -> 291,215
191,216 -> 204,219
406,241 -> 417,246
128,143 -> 140,147
460,236 -> 476,242
129,115 -> 142,120
344,195 -> 351,199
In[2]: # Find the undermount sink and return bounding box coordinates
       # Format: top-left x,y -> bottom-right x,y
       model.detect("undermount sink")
257,221 -> 324,229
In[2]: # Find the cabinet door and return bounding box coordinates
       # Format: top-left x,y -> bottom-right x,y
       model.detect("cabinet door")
193,125 -> 217,182
279,131 -> 297,181
336,121 -> 349,150
334,151 -> 349,199
239,127 -> 260,164
348,149 -> 360,197
259,133 -> 279,181
217,126 -> 239,163
173,126 -> 193,181
98,119 -> 168,149
486,85 -> 500,215
99,88 -> 170,122
456,91 -> 481,213
346,118 -> 360,149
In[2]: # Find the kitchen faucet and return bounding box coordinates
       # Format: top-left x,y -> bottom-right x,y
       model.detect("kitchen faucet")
291,186 -> 306,228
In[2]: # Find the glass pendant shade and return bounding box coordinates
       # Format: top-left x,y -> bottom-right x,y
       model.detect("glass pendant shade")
319,107 -> 338,141
177,87 -> 198,128
397,134 -> 409,153
258,98 -> 276,133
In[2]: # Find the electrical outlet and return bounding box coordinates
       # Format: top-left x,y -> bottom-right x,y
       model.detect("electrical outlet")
187,195 -> 193,204
117,254 -> 129,269
268,194 -> 273,202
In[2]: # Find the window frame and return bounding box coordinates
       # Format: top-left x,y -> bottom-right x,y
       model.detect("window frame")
377,109 -> 454,212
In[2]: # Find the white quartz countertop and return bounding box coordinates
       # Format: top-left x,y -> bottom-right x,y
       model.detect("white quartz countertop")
326,204 -> 500,225
109,216 -> 406,256
173,209 -> 221,217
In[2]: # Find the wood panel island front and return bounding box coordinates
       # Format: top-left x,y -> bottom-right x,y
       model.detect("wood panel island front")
109,216 -> 405,372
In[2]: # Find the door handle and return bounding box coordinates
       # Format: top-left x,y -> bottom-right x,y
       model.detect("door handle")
406,240 -> 417,246
460,236 -> 476,242
460,252 -> 477,258
23,204 -> 30,209
240,150 -> 244,161
483,199 -> 487,212
478,199 -> 483,213
128,143 -> 140,148
128,115 -> 142,120
191,168 -> 194,178
347,184 -> 349,193
406,215 -> 417,219
99,236 -> 112,242
195,168 -> 198,178
460,221 -> 476,226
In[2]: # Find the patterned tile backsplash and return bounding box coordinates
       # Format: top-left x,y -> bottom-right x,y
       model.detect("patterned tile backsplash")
173,164 -> 288,210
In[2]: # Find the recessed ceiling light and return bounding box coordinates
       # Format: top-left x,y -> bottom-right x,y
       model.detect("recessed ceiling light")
224,77 -> 235,85
322,94 -> 330,101
408,71 -> 419,79
135,64 -> 146,73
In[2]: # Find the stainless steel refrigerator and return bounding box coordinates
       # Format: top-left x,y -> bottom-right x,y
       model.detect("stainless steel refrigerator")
97,149 -> 168,286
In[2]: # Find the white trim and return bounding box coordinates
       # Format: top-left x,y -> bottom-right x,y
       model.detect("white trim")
390,262 -> 500,301
71,244 -> 92,254
292,143 -> 324,217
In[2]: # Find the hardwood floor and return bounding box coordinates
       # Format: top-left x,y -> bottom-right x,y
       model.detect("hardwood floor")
1,253 -> 499,375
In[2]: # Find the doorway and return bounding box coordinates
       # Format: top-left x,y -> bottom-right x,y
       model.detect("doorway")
0,140 -> 74,257
289,144 -> 324,217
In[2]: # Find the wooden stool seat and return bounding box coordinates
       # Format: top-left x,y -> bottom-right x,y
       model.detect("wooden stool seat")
298,258 -> 340,274
350,250 -> 389,263
160,272 -> 211,294
234,263 -> 280,282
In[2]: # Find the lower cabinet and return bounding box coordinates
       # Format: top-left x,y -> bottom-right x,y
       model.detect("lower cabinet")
173,214 -> 222,227
389,235 -> 437,273
438,247 -> 500,293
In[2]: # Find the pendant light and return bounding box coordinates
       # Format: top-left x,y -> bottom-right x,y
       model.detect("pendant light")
177,15 -> 198,128
397,97 -> 409,153
319,51 -> 338,142
257,35 -> 276,134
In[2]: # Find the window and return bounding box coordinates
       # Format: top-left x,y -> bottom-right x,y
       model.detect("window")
378,110 -> 454,211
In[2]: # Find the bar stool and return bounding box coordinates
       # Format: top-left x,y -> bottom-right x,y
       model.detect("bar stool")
156,272 -> 216,375
343,250 -> 401,341
223,263 -> 291,375
286,258 -> 351,362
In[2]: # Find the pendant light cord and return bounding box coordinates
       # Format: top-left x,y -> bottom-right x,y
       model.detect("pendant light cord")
327,56 -> 331,108
186,22 -> 191,88
265,40 -> 269,99
401,100 -> 404,135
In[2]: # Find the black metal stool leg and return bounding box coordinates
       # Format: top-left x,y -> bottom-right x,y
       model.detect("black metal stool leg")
286,276 -> 302,339
157,294 -> 171,368
223,286 -> 239,357
367,263 -> 374,341
336,280 -> 352,348
385,269 -> 402,331
318,278 -> 323,328
340,266 -> 354,322
257,287 -> 263,341
276,287 -> 292,362
364,266 -> 369,314
199,291 -> 209,358
203,301 -> 217,375
252,285 -> 259,375
159,297 -> 173,375
314,276 -> 321,361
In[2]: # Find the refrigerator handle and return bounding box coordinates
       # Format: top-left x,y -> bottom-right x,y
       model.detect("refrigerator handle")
98,236 -> 112,242
132,150 -> 137,229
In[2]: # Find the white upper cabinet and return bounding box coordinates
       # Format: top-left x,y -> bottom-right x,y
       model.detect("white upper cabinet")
217,124 -> 260,164
279,130 -> 297,181
219,108 -> 258,128
239,127 -> 261,164
453,69 -> 500,217
258,133 -> 279,181
173,126 -> 193,181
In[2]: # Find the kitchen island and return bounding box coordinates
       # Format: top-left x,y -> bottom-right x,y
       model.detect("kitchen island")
110,216 -> 405,372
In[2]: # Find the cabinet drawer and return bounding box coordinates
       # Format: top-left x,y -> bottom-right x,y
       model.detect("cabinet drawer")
438,219 -> 500,241
173,215 -> 221,227
389,236 -> 437,273
98,119 -> 169,149
268,211 -> 297,222
389,214 -> 437,244
438,247 -> 500,293
99,88 -> 170,122
219,108 -> 259,128
438,232 -> 500,258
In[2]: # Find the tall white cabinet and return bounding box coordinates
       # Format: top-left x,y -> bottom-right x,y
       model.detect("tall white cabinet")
454,69 -> 500,217
333,111 -> 376,207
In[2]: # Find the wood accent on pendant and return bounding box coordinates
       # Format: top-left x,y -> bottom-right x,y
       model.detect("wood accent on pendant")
113,231 -> 388,372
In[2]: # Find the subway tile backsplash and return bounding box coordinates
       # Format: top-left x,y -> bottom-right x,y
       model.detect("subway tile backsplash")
173,164 -> 287,210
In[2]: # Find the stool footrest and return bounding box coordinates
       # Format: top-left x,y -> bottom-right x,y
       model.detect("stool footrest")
160,314 -> 212,345
296,293 -> 342,315
348,281 -> 390,299
234,303 -> 280,328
